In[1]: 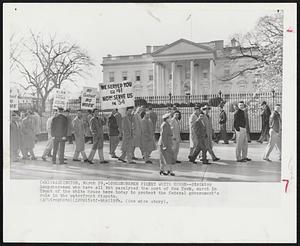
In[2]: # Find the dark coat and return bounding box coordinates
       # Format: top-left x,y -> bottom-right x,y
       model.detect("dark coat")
158,121 -> 175,164
233,109 -> 246,131
194,118 -> 207,139
51,113 -> 68,138
90,116 -> 106,137
21,116 -> 35,148
66,115 -> 74,136
219,110 -> 227,125
149,110 -> 158,132
108,114 -> 119,136
261,105 -> 271,127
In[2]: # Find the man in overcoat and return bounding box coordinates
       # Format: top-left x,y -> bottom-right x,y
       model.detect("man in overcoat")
141,111 -> 156,164
202,105 -> 220,162
118,106 -> 135,164
170,111 -> 181,163
72,109 -> 89,162
188,106 -> 201,159
108,109 -> 120,158
87,108 -> 108,164
51,107 -> 68,164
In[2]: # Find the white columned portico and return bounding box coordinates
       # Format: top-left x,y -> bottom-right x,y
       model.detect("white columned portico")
190,60 -> 194,95
209,59 -> 214,94
171,61 -> 175,95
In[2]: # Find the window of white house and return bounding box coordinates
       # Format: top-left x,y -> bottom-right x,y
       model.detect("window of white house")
148,70 -> 153,81
135,71 -> 141,81
203,69 -> 208,78
185,69 -> 190,79
109,72 -> 114,82
122,71 -> 128,81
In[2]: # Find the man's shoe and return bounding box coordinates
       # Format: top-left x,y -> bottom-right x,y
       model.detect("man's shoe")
223,141 -> 229,144
189,160 -> 197,164
111,155 -> 118,159
42,156 -> 47,161
256,140 -> 263,143
118,158 -> 126,163
237,159 -> 246,162
88,160 -> 94,164
132,157 -> 138,160
263,157 -> 272,162
145,160 -> 153,164
213,157 -> 220,161
176,160 -> 181,163
59,162 -> 67,165
202,160 -> 211,164
128,161 -> 136,164
242,158 -> 252,161
83,159 -> 90,163
73,159 -> 81,162
100,160 -> 109,164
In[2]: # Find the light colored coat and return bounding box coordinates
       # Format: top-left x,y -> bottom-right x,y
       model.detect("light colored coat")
21,116 -> 35,149
158,121 -> 175,164
140,118 -> 156,153
132,112 -> 142,147
46,116 -> 53,138
72,116 -> 85,152
32,113 -> 41,135
189,113 -> 198,148
203,114 -> 213,141
121,115 -> 134,152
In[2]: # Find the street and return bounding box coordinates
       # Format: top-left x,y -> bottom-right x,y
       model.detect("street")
10,140 -> 281,182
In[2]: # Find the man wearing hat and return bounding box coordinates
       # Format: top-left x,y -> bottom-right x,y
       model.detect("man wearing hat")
72,109 -> 89,162
87,108 -> 108,164
201,104 -> 220,162
65,109 -> 74,144
188,106 -> 201,160
118,106 -> 135,164
189,112 -> 209,164
158,112 -> 176,176
51,107 -> 68,164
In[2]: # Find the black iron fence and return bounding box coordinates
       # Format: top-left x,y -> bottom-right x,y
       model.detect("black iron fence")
40,92 -> 281,134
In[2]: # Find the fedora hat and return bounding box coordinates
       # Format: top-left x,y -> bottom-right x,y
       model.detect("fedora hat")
201,105 -> 211,110
162,112 -> 171,120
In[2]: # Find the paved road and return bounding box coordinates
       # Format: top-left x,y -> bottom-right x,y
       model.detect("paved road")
10,141 -> 281,182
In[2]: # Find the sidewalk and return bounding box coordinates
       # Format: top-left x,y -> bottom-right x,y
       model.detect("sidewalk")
10,140 -> 281,182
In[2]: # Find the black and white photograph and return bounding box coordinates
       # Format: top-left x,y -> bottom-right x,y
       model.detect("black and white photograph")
3,2 -> 296,243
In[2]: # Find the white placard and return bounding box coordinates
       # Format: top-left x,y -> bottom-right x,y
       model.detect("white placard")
52,88 -> 68,110
10,87 -> 18,111
81,87 -> 98,110
99,81 -> 134,109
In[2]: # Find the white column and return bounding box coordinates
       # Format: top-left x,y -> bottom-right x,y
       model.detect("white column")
209,59 -> 214,95
153,63 -> 157,96
190,60 -> 194,95
171,61 -> 175,95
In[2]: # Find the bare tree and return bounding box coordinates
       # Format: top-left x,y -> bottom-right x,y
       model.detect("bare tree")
218,11 -> 283,93
13,31 -> 94,113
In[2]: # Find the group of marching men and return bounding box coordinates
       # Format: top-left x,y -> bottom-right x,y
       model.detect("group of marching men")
10,100 -> 281,176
